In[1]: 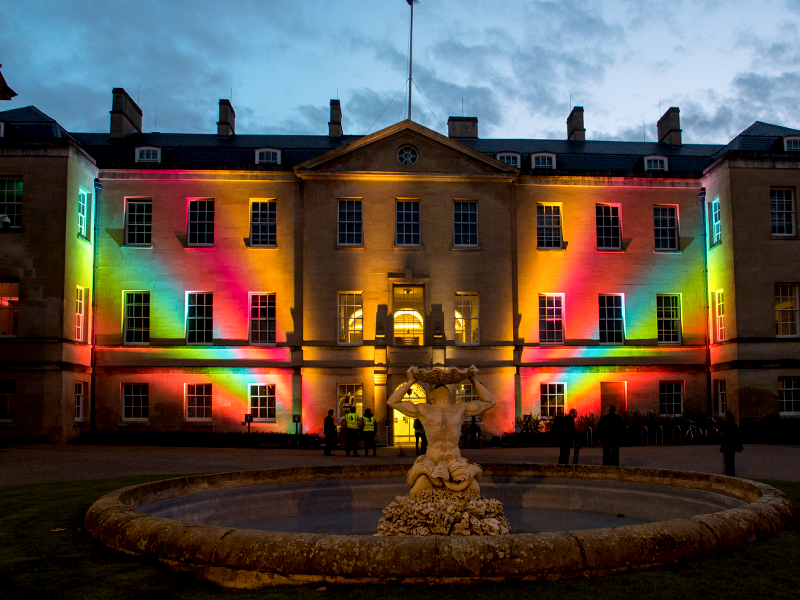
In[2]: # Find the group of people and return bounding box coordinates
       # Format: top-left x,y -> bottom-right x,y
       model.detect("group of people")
322,401 -> 377,457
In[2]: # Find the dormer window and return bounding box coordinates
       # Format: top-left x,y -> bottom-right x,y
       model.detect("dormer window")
497,153 -> 520,168
645,156 -> 668,171
135,147 -> 161,163
784,137 -> 800,151
255,148 -> 281,164
533,153 -> 556,169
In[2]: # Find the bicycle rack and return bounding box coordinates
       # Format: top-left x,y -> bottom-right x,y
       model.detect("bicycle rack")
656,425 -> 664,445
640,425 -> 649,446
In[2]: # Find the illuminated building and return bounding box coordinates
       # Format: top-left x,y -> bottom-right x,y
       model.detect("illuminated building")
2,91 -> 799,443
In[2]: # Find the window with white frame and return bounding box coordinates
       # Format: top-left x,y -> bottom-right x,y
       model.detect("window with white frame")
250,200 -> 276,246
250,384 -> 276,421
659,381 -> 683,415
657,294 -> 681,344
75,287 -> 85,342
653,205 -> 678,251
453,201 -> 478,246
533,153 -> 556,169
645,156 -> 668,171
541,383 -> 566,418
1,179 -> 22,230
0,281 -> 19,337
393,285 -> 424,346
0,380 -> 15,421
784,137 -> 800,151
125,198 -> 152,246
250,293 -> 276,344
338,383 -> 363,418
775,284 -> 799,337
711,199 -> 722,245
78,190 -> 90,239
456,383 -> 481,422
714,379 -> 727,416
396,200 -> 420,246
596,204 -> 621,250
397,145 -> 418,165
455,292 -> 479,345
537,204 -> 562,249
122,383 -> 148,420
255,148 -> 280,164
186,383 -> 212,420
75,382 -> 85,421
715,290 -> 725,342
187,199 -> 214,246
599,294 -> 624,344
187,292 -> 213,344
338,292 -> 362,345
123,291 -> 150,344
779,376 -> 800,414
497,153 -> 520,167
338,199 -> 363,245
539,294 -> 564,344
135,147 -> 161,163
771,189 -> 795,236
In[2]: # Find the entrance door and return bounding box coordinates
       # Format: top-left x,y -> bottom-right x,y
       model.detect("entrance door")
600,381 -> 627,415
392,382 -> 426,444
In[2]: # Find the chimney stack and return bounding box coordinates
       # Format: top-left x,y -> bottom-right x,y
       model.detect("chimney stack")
217,99 -> 235,136
447,116 -> 478,138
567,106 -> 585,141
329,100 -> 342,138
110,88 -> 142,138
657,107 -> 681,145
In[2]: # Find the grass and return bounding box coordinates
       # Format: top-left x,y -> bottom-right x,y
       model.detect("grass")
0,476 -> 798,600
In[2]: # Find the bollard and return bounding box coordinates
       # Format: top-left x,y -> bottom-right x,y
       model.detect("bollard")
656,425 -> 664,445
641,425 -> 649,446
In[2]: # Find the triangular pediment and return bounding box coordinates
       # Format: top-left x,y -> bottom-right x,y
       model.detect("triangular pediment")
294,120 -> 517,178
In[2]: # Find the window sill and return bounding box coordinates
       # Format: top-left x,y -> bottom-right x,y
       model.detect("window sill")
657,342 -> 683,346
186,245 -> 216,250
452,245 -> 481,250
537,246 -> 566,251
252,419 -> 277,424
455,343 -> 480,347
118,420 -> 150,426
394,245 -> 423,250
653,250 -> 682,254
537,343 -> 565,346
77,234 -> 92,245
122,342 -> 150,347
248,244 -> 278,249
336,244 -> 364,249
184,419 -> 213,425
596,249 -> 624,253
771,235 -> 800,240
0,421 -> 17,427
124,244 -> 153,249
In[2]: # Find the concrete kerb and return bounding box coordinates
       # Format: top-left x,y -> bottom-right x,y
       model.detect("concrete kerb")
84,464 -> 798,588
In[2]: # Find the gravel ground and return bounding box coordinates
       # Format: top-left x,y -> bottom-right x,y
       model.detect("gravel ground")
2,443 -> 799,486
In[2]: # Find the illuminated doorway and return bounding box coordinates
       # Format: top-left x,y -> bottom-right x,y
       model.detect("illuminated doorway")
393,382 -> 426,444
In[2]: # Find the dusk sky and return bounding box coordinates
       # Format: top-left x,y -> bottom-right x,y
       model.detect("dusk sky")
2,0 -> 797,143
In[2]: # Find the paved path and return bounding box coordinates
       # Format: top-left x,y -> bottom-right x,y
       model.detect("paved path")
2,443 -> 799,486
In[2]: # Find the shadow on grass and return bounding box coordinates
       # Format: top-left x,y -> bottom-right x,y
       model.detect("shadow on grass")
0,476 -> 797,600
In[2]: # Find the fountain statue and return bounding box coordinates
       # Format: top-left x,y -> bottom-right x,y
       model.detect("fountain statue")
378,365 -> 510,536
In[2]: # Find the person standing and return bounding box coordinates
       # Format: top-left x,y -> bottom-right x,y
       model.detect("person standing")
362,408 -> 377,456
598,405 -> 624,466
344,403 -> 360,457
467,416 -> 481,448
719,411 -> 742,477
323,409 -> 337,456
553,408 -> 577,465
413,417 -> 427,456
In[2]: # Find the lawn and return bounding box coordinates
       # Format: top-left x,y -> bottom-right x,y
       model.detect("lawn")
1,476 -> 797,600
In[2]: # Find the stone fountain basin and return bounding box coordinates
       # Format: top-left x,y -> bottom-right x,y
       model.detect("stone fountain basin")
84,464 -> 797,588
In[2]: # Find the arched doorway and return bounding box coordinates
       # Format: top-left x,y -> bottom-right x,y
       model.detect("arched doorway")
392,382 -> 426,444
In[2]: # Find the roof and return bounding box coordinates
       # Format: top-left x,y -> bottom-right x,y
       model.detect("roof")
712,121 -> 800,159
0,106 -> 70,138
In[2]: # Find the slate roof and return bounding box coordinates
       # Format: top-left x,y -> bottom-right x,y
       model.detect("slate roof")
711,121 -> 800,159
0,106 -> 70,138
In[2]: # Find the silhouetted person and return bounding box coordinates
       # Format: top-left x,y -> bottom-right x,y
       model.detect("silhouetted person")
362,408 -> 377,456
414,418 -> 427,455
553,408 -> 577,465
598,405 -> 624,466
468,416 -> 481,448
719,411 -> 742,477
323,409 -> 337,456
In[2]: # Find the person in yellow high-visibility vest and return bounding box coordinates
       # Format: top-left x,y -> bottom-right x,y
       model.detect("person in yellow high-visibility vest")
362,408 -> 377,456
344,402 -> 360,457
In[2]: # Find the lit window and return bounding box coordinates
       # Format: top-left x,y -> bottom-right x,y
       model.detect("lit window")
255,148 -> 280,164
659,381 -> 683,415
497,153 -> 520,167
0,380 -> 15,421
122,383 -> 148,420
453,201 -> 478,246
537,204 -> 562,249
541,383 -> 566,418
533,154 -> 556,169
75,287 -> 85,342
0,179 -> 22,229
779,377 -> 800,414
123,291 -> 150,345
125,199 -> 152,246
0,281 -> 19,337
654,206 -> 678,251
645,156 -> 667,171
775,284 -> 799,337
715,291 -> 725,342
75,382 -> 86,422
250,384 -> 276,421
135,147 -> 161,163
78,190 -> 90,239
250,293 -> 276,345
250,201 -> 276,246
455,292 -> 479,345
397,145 -> 418,165
338,292 -> 363,345
187,292 -> 213,345
714,379 -> 727,416
338,199 -> 363,245
596,204 -> 621,250
599,294 -> 624,344
338,383 -> 363,419
771,189 -> 795,236
784,137 -> 800,151
396,200 -> 420,246
394,285 -> 424,346
186,383 -> 212,420
657,294 -> 681,344
188,199 -> 214,246
539,294 -> 564,345
711,199 -> 721,245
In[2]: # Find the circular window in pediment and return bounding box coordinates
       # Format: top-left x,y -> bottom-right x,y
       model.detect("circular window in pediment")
397,145 -> 418,165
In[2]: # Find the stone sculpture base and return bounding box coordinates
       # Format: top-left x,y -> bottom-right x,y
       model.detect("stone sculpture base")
376,488 -> 510,536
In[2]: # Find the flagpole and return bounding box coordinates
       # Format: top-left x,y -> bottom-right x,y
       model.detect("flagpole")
408,2 -> 413,121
